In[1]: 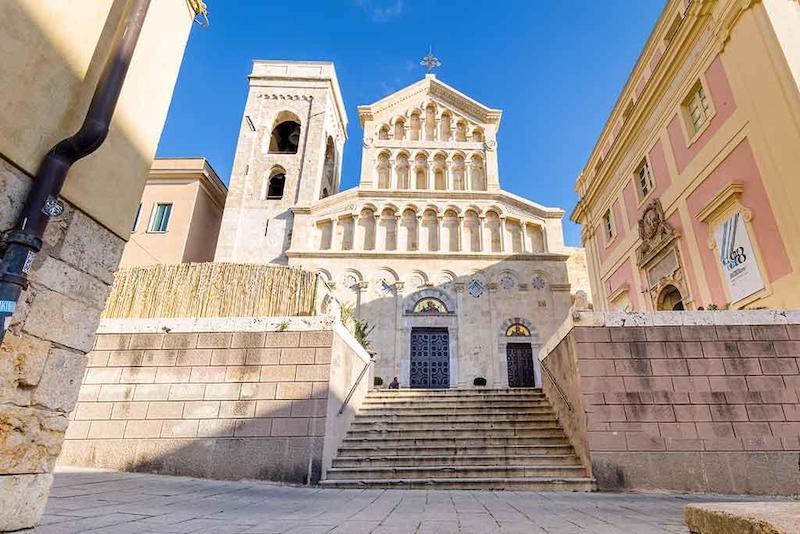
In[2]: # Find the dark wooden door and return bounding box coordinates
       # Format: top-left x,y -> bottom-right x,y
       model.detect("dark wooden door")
410,328 -> 449,388
507,343 -> 535,387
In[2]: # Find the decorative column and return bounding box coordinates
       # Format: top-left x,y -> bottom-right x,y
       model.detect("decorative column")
459,216 -> 468,253
375,213 -> 386,252
481,216 -> 491,252
388,157 -> 396,189
331,217 -> 341,250
353,213 -> 364,251
445,161 -> 453,191
396,214 -> 406,251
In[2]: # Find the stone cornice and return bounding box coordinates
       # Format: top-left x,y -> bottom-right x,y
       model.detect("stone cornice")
292,188 -> 563,220
287,250 -> 571,262
357,75 -> 502,128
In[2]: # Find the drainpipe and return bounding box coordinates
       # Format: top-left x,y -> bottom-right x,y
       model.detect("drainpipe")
0,0 -> 151,343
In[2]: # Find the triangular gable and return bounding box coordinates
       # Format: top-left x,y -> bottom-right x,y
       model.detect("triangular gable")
358,75 -> 502,128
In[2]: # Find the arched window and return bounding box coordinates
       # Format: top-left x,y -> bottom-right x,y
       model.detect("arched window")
266,168 -> 286,199
413,297 -> 448,314
396,153 -> 410,189
377,152 -> 391,189
452,155 -> 465,190
320,136 -> 336,199
472,128 -> 484,143
470,155 -> 486,191
394,118 -> 405,141
505,323 -> 531,337
378,125 -> 390,140
456,120 -> 468,142
269,113 -> 301,153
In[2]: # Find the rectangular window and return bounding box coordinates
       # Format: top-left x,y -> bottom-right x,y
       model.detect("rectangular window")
149,203 -> 172,233
684,81 -> 711,134
131,203 -> 142,232
602,209 -> 614,241
636,159 -> 654,199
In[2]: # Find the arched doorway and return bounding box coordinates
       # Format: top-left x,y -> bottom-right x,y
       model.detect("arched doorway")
657,284 -> 684,310
402,289 -> 458,389
498,318 -> 540,388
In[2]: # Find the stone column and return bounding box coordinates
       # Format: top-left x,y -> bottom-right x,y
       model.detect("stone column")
375,214 -> 385,251
481,216 -> 491,252
388,157 -> 396,189
353,214 -> 364,251
331,217 -> 341,250
459,216 -> 468,252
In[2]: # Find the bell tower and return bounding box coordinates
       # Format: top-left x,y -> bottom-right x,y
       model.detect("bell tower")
215,60 -> 347,264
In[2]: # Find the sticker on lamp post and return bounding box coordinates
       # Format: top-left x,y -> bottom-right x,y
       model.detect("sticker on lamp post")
715,212 -> 764,303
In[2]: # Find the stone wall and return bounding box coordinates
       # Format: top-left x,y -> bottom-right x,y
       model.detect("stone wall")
0,157 -> 124,530
539,311 -> 800,495
58,316 -> 371,484
539,329 -> 591,474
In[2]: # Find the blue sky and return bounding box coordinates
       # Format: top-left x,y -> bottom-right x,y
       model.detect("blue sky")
156,0 -> 664,246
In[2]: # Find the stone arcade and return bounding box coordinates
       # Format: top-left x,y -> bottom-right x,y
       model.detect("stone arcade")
216,60 -> 583,389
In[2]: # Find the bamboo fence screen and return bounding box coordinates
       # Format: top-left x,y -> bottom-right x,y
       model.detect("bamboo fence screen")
102,263 -> 318,319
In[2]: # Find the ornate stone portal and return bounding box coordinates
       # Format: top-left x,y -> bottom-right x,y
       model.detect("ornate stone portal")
636,199 -> 690,309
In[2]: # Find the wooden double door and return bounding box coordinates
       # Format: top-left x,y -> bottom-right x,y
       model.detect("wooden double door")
507,343 -> 535,388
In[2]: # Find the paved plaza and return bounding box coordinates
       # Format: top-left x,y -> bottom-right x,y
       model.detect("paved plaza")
34,468 -> 780,533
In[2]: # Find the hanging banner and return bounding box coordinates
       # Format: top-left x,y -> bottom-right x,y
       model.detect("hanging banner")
715,212 -> 764,303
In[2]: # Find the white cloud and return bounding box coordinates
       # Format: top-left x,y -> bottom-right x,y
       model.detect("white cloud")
356,0 -> 403,22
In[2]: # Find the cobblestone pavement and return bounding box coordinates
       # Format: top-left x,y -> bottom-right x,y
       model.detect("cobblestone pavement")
36,468 -> 775,533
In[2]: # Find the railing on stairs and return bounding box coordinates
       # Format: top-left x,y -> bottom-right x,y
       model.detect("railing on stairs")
540,361 -> 573,412
338,352 -> 375,416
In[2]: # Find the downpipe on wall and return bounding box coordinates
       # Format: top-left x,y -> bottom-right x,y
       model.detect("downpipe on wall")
0,0 -> 151,343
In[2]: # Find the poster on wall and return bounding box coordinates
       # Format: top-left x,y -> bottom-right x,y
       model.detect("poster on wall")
714,212 -> 764,303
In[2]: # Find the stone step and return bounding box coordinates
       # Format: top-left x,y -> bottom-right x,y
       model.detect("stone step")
341,435 -> 570,448
365,392 -> 546,402
358,405 -> 555,415
336,444 -> 576,457
362,398 -> 550,408
325,464 -> 588,481
332,454 -> 581,468
350,419 -> 559,431
352,414 -> 559,425
345,427 -> 567,439
369,388 -> 541,396
319,476 -> 597,491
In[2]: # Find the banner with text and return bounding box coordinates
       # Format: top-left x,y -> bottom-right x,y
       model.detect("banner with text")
715,212 -> 764,304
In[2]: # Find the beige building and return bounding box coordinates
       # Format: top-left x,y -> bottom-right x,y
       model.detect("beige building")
217,61 -> 587,389
0,1 -> 194,529
121,158 -> 227,267
572,0 -> 800,312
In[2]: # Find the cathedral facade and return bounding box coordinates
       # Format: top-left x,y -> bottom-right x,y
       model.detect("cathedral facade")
216,60 -> 583,389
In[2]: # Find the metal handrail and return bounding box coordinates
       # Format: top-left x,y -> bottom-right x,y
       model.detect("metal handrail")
338,353 -> 374,415
540,361 -> 573,412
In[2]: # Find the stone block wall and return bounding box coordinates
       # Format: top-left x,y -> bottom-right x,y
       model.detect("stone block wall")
58,317 -> 371,484
1,157 -> 124,530
539,311 -> 800,495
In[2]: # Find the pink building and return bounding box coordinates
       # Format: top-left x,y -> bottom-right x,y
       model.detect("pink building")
572,0 -> 800,311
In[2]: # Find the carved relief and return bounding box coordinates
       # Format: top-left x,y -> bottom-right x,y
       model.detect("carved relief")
636,199 -> 677,267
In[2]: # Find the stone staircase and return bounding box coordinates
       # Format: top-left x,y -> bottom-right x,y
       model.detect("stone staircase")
321,388 -> 595,490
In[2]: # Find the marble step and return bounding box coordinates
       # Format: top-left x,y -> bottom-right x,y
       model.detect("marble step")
352,414 -> 559,425
326,464 -> 588,481
336,444 -> 575,457
332,453 -> 581,468
367,388 -> 542,397
350,419 -> 559,431
365,392 -> 546,402
340,435 -> 571,448
319,476 -> 597,491
345,427 -> 567,439
358,403 -> 555,413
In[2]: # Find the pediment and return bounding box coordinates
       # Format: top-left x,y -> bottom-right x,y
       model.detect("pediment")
358,75 -> 502,128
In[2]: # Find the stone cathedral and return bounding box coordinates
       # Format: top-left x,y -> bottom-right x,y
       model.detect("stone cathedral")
216,60 -> 584,389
